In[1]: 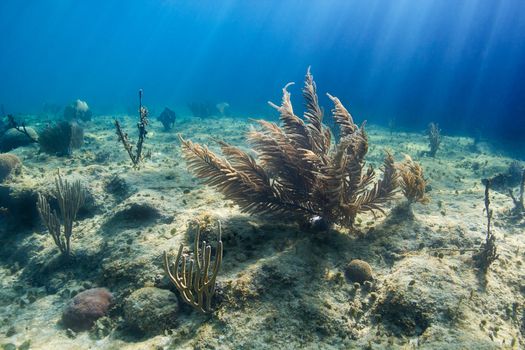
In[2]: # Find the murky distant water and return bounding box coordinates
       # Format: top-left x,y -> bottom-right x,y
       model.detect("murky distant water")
0,1 -> 524,145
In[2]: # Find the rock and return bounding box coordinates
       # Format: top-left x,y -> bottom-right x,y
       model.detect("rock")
5,326 -> 16,337
123,287 -> 178,335
0,128 -> 38,152
62,288 -> 113,331
0,185 -> 38,228
18,340 -> 30,350
105,201 -> 163,228
0,154 -> 21,182
344,259 -> 373,283
375,256 -> 469,337
104,175 -> 131,199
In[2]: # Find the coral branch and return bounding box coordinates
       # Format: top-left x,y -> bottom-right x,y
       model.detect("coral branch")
36,172 -> 86,257
474,179 -> 499,275
7,114 -> 38,143
115,89 -> 149,167
163,221 -> 223,313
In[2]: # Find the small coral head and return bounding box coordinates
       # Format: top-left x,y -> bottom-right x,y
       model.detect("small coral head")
75,99 -> 89,112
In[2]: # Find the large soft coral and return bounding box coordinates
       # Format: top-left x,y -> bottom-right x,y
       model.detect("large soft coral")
180,68 -> 399,228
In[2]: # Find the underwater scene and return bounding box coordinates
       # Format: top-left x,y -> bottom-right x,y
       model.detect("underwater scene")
1,1 -> 525,349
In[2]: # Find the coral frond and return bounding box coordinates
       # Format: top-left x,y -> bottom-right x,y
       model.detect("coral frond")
179,135 -> 313,218
356,151 -> 398,216
327,93 -> 358,139
303,67 -> 330,156
268,82 -> 312,151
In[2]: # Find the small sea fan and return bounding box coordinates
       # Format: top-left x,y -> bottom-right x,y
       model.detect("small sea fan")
157,107 -> 176,131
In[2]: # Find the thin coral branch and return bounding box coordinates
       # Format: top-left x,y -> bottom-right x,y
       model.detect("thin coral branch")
115,89 -> 149,167
474,179 -> 499,275
7,114 -> 38,143
36,172 -> 85,257
303,66 -> 330,156
355,151 -> 399,217
37,194 -> 64,253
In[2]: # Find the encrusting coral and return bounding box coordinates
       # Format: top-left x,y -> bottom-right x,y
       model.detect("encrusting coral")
179,68 -> 399,228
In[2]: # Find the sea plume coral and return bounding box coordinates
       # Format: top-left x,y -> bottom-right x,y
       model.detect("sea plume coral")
398,155 -> 429,204
179,68 -> 399,228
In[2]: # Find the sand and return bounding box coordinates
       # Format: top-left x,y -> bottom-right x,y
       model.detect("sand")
0,113 -> 523,349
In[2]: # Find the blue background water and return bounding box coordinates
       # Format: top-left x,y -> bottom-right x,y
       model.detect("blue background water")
1,1 -> 524,143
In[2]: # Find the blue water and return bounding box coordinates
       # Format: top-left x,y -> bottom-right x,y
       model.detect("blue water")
1,1 -> 524,143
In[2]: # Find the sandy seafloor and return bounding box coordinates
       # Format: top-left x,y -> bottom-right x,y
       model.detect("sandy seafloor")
0,113 -> 524,350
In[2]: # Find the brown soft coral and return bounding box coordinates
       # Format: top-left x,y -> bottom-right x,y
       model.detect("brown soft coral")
397,155 -> 429,204
179,68 -> 399,228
